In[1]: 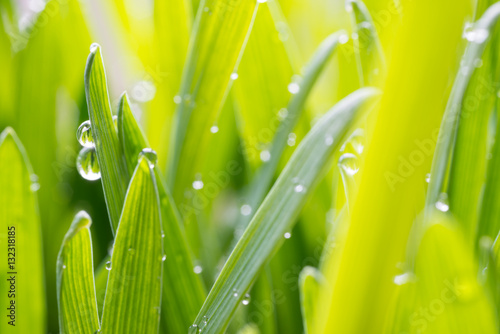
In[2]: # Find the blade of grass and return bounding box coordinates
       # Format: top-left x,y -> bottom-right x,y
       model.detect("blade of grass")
0,128 -> 45,333
117,92 -> 206,333
167,0 -> 258,198
299,266 -> 325,334
388,212 -> 497,333
347,0 -> 386,86
238,31 -> 346,229
56,211 -> 99,334
425,3 -> 500,216
192,87 -> 378,333
100,157 -> 163,333
84,44 -> 129,233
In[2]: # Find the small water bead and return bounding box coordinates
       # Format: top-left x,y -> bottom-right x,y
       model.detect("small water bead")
173,95 -> 182,104
193,265 -> 203,274
76,147 -> 101,181
359,21 -> 372,30
161,254 -> 167,262
62,264 -> 67,270
257,0 -> 267,3
260,150 -> 271,162
425,173 -> 431,183
105,261 -> 112,270
240,204 -> 252,216
287,133 -> 296,146
89,43 -> 100,53
464,28 -> 489,44
338,153 -> 359,176
393,272 -> 414,286
284,232 -> 292,239
192,180 -> 204,190
162,233 -> 165,238
242,293 -> 251,305
288,82 -> 300,94
230,72 -> 239,80
77,120 -> 94,148
278,108 -> 289,120
325,135 -> 334,146
139,148 -> 158,168
30,174 -> 40,192
294,184 -> 305,193
188,324 -> 199,334
435,193 -> 450,212
232,289 -> 239,297
338,33 -> 349,45
210,125 -> 219,133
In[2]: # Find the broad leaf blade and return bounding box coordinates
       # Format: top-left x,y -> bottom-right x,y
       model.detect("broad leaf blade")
85,45 -> 128,233
100,158 -> 163,333
0,128 -> 45,333
117,92 -> 206,333
56,211 -> 99,334
192,87 -> 378,333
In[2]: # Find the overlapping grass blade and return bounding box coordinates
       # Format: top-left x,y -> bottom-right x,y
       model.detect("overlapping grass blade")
347,0 -> 385,86
239,31 -> 345,228
0,128 -> 45,333
100,157 -> 163,333
117,92 -> 206,333
84,45 -> 128,233
316,0 -> 470,331
446,2 -> 500,240
56,211 -> 99,334
167,0 -> 258,198
192,87 -> 378,333
426,3 -> 500,220
299,266 -> 324,334
388,212 -> 497,333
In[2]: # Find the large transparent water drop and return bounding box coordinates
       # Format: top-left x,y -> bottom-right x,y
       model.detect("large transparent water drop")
77,120 -> 94,148
338,153 -> 359,176
76,147 -> 101,181
138,148 -> 158,168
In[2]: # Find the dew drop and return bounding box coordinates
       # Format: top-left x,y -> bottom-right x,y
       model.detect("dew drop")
287,133 -> 296,146
90,43 -> 100,53
138,148 -> 158,168
294,184 -> 305,193
174,95 -> 182,104
435,193 -> 449,212
192,180 -> 204,190
394,272 -> 414,286
325,135 -> 334,146
338,153 -> 359,176
338,33 -> 349,45
284,232 -> 292,239
425,173 -> 431,183
242,293 -> 251,305
161,233 -> 165,238
161,254 -> 167,262
76,147 -> 101,181
105,261 -> 112,270
278,108 -> 289,120
288,83 -> 300,94
188,324 -> 199,334
257,0 -> 267,3
464,28 -> 489,44
62,264 -> 67,269
194,265 -> 203,274
230,72 -> 239,80
240,204 -> 252,216
210,125 -> 219,133
232,289 -> 239,297
260,150 -> 271,162
77,120 -> 94,148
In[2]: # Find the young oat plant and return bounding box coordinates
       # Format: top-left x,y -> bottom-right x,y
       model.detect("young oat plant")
2,0 -> 500,333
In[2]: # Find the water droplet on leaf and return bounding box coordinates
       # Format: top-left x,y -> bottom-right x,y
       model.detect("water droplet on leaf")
242,293 -> 251,305
77,120 -> 94,148
138,148 -> 158,168
105,261 -> 112,270
240,204 -> 252,216
76,147 -> 101,181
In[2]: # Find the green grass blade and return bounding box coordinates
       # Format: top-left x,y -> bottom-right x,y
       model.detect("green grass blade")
389,212 -> 497,333
101,157 -> 163,333
192,87 -> 378,333
167,0 -> 258,197
426,3 -> 500,218
56,211 -> 99,334
117,92 -> 206,333
447,3 -> 500,240
299,267 -> 325,334
0,128 -> 46,333
347,0 -> 385,86
84,44 -> 129,233
94,256 -> 110,318
240,31 -> 345,227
